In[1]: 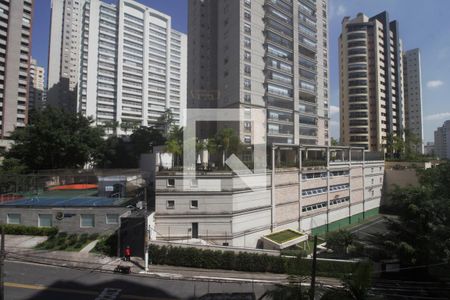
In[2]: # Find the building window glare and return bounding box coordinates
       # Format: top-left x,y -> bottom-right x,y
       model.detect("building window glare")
7,213 -> 21,225
80,214 -> 95,228
106,214 -> 119,225
38,214 -> 53,227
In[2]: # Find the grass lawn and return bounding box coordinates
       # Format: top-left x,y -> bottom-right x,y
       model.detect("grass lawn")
266,229 -> 304,244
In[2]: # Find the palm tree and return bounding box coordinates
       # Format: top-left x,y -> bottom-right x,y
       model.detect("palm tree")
165,126 -> 183,167
214,128 -> 241,167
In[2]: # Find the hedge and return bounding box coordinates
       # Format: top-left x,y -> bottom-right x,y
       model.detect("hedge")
148,244 -> 368,278
0,224 -> 58,236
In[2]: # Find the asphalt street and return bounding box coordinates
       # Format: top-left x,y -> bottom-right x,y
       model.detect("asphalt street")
4,260 -> 273,300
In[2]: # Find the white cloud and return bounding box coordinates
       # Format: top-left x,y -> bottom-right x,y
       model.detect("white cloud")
424,112 -> 450,121
336,4 -> 347,17
427,80 -> 444,89
330,105 -> 340,115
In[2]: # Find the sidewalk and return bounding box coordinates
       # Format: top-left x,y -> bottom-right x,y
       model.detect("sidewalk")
4,234 -> 341,287
5,247 -> 341,287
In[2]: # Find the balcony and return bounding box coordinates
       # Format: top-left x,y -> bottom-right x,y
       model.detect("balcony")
264,0 -> 293,16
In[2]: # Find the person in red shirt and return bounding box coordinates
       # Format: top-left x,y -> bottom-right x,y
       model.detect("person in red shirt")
124,245 -> 131,261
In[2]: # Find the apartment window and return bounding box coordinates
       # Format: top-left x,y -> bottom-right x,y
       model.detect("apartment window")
7,213 -> 21,225
106,214 -> 119,225
167,200 -> 175,209
244,0 -> 251,8
190,200 -> 199,209
244,37 -> 251,49
244,79 -> 251,90
244,51 -> 251,62
244,23 -> 251,34
244,136 -> 251,144
167,178 -> 175,187
244,93 -> 251,103
38,214 -> 53,227
244,10 -> 251,21
244,65 -> 251,75
80,214 -> 95,228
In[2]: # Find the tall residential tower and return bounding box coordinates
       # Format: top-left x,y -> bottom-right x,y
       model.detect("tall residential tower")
188,0 -> 330,146
48,0 -> 187,130
403,48 -> 424,154
339,12 -> 405,151
29,58 -> 46,111
0,0 -> 33,141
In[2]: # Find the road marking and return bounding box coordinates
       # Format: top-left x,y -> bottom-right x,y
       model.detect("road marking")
96,288 -> 122,300
5,282 -> 98,296
5,281 -> 178,300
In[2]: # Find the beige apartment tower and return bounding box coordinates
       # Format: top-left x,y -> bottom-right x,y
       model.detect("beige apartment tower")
188,0 -> 330,146
0,0 -> 33,140
29,58 -> 46,111
339,12 -> 405,151
403,48 -> 424,154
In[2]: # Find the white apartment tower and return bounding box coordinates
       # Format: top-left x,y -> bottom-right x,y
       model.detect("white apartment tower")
339,12 -> 405,151
29,58 -> 46,111
0,0 -> 33,140
403,48 -> 424,154
48,0 -> 187,129
188,0 -> 330,146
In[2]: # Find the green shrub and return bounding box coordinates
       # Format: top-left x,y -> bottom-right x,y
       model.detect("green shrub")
147,244 -> 368,278
92,233 -> 118,256
0,224 -> 58,236
68,234 -> 78,246
89,233 -> 99,241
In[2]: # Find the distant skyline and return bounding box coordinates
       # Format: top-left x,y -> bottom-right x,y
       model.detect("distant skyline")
32,0 -> 450,143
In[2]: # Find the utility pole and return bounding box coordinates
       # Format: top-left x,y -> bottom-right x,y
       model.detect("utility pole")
0,224 -> 5,300
144,187 -> 149,272
309,235 -> 318,300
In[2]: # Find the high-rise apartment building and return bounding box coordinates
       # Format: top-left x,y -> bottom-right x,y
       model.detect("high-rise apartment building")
29,58 -> 46,111
434,120 -> 450,160
339,12 -> 405,151
188,0 -> 330,146
403,48 -> 424,154
47,0 -> 86,112
48,0 -> 187,129
0,0 -> 33,140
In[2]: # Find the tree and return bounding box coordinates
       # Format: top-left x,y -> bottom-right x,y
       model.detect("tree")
4,107 -> 105,171
120,120 -> 140,135
102,120 -> 120,136
373,163 -> 450,270
156,109 -> 175,138
325,230 -> 354,256
130,126 -> 165,156
331,137 -> 339,146
165,126 -> 184,167
404,129 -> 421,160
321,263 -> 376,300
97,126 -> 165,168
214,128 -> 242,167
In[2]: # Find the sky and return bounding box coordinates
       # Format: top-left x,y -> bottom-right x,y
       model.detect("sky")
32,0 -> 450,143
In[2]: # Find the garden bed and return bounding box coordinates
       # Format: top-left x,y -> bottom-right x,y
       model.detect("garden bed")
36,232 -> 99,251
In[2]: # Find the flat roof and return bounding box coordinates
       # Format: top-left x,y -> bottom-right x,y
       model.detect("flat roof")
0,196 -> 128,207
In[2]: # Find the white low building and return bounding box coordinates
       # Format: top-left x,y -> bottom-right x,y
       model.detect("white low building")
153,145 -> 384,248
